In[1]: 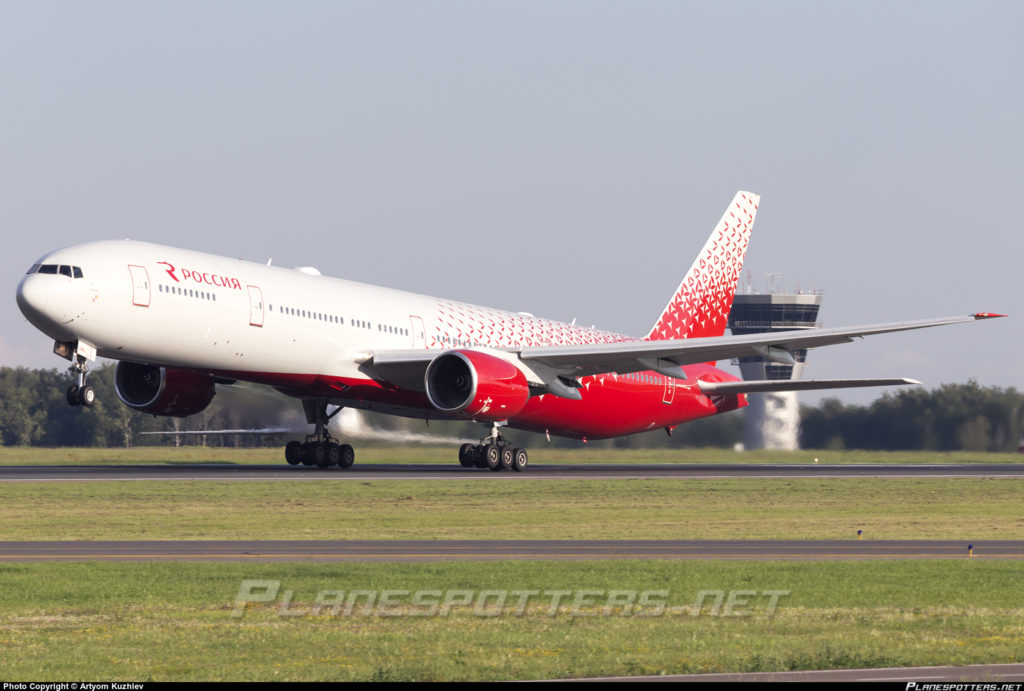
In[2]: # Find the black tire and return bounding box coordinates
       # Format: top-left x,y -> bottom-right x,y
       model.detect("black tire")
338,444 -> 355,469
484,444 -> 501,471
499,446 -> 513,471
474,445 -> 489,469
285,441 -> 303,465
458,443 -> 475,468
314,443 -> 331,468
512,448 -> 528,472
66,386 -> 80,407
326,443 -> 341,467
79,386 -> 96,407
300,442 -> 317,466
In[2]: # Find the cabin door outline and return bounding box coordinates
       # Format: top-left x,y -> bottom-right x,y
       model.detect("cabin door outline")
248,285 -> 264,327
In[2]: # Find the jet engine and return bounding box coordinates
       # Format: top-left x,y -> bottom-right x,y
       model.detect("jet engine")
425,350 -> 531,421
114,361 -> 217,417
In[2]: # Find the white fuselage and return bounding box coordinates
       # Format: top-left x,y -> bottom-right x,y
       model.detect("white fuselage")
18,239 -> 631,388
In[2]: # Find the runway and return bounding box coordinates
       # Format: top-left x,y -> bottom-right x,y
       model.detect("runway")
2,539 -> 1022,561
566,663 -> 1024,683
2,462 -> 1023,482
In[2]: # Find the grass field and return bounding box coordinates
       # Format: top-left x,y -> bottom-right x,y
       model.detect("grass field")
1,560 -> 1022,681
1,445 -> 1021,466
0,446 -> 1021,680
1,477 -> 1021,541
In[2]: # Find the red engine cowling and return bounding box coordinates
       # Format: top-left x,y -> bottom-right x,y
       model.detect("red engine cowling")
424,350 -> 531,421
114,361 -> 217,417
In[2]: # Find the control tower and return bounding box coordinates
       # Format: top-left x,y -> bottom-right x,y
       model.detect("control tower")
727,278 -> 823,450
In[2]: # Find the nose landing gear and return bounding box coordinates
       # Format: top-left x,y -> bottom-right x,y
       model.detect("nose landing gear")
62,342 -> 96,408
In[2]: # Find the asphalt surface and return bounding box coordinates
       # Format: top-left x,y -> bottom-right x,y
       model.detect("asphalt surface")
2,462 -> 1023,481
564,663 -> 1024,683
1,539 -> 1021,562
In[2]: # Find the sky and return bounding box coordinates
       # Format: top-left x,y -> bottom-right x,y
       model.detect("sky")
2,1 -> 1021,406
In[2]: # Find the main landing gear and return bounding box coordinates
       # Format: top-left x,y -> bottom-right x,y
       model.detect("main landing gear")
284,400 -> 354,469
457,423 -> 528,472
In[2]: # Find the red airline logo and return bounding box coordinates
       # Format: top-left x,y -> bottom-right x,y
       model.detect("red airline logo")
157,261 -> 242,290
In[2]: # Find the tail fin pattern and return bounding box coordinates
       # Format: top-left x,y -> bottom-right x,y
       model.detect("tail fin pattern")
644,191 -> 759,341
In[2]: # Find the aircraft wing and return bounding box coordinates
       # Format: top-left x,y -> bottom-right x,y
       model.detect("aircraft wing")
367,313 -> 1004,394
517,314 -> 1003,378
695,377 -> 921,395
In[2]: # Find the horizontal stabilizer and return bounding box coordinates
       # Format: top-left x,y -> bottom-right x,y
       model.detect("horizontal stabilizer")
696,378 -> 922,395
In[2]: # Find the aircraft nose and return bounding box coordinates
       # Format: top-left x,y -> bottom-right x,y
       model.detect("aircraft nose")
16,274 -> 47,321
16,273 -> 78,340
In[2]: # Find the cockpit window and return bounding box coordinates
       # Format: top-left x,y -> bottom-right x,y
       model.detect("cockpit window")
29,264 -> 84,278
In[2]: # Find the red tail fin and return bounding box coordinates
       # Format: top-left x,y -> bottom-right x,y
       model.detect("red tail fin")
644,191 -> 759,342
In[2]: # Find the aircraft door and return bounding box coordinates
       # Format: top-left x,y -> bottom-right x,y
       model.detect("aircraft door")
410,315 -> 426,348
128,265 -> 150,307
662,375 -> 676,405
248,285 -> 264,327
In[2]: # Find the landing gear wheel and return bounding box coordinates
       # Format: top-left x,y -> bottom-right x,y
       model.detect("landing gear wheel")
338,444 -> 355,469
285,441 -> 302,465
300,442 -> 317,466
511,447 -> 528,472
474,445 -> 489,469
499,446 -> 513,471
484,444 -> 501,471
66,385 -> 81,407
313,442 -> 331,468
325,443 -> 341,467
458,443 -> 476,468
79,386 -> 95,407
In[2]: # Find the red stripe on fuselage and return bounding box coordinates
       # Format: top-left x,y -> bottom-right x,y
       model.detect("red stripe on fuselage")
208,363 -> 747,441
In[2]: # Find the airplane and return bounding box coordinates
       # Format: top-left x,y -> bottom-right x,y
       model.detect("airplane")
15,191 -> 1004,471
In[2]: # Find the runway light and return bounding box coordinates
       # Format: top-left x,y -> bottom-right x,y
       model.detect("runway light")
857,530 -> 863,540
968,544 -> 974,558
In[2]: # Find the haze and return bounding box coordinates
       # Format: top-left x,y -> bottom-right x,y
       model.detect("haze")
2,1 -> 1019,405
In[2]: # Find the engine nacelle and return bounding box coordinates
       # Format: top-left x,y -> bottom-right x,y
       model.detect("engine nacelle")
114,361 -> 217,417
425,350 -> 531,421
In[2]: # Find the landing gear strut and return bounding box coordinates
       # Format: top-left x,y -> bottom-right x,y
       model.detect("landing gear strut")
63,344 -> 95,408
458,422 -> 528,472
284,399 -> 354,469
